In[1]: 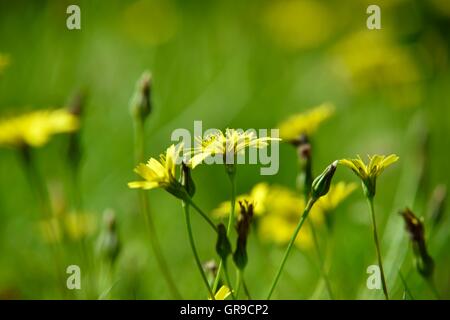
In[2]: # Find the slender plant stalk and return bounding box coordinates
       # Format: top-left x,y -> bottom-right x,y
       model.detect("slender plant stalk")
398,271 -> 414,300
223,263 -> 236,299
242,275 -> 252,299
186,199 -> 218,233
427,278 -> 441,299
309,221 -> 334,299
235,269 -> 242,299
182,202 -> 214,299
367,197 -> 389,300
133,119 -> 181,299
266,198 -> 315,299
212,171 -> 236,294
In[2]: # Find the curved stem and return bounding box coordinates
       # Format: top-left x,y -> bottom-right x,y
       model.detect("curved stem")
183,202 -> 214,299
235,269 -> 242,299
223,262 -> 236,300
187,199 -> 218,233
266,198 -> 315,299
212,172 -> 236,294
242,274 -> 252,299
309,221 -> 334,299
367,197 -> 389,300
134,118 -> 182,299
427,278 -> 441,299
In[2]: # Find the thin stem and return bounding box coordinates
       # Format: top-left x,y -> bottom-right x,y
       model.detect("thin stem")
398,270 -> 414,300
183,202 -> 214,299
133,118 -> 181,299
309,221 -> 334,300
223,262 -> 236,300
242,275 -> 252,300
235,269 -> 242,299
187,199 -> 218,233
212,172 -> 236,294
367,197 -> 389,300
266,198 -> 315,299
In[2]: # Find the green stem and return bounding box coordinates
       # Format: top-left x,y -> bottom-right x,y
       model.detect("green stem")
427,278 -> 441,299
133,118 -> 182,299
212,171 -> 236,294
235,269 -> 242,299
242,274 -> 252,299
183,202 -> 214,299
399,271 -> 414,300
186,199 -> 218,233
266,198 -> 315,299
223,262 -> 236,299
367,197 -> 389,300
309,221 -> 334,299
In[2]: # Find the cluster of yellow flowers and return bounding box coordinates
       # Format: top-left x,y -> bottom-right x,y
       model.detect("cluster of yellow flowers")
211,182 -> 357,250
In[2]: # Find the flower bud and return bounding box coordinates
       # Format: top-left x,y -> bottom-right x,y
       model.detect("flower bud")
130,71 -> 152,121
216,223 -> 232,262
233,201 -> 254,270
296,134 -> 313,197
181,162 -> 196,198
97,209 -> 121,265
400,208 -> 434,279
311,160 -> 338,200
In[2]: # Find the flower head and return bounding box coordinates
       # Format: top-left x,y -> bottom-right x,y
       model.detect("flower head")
0,109 -> 79,148
128,144 -> 187,199
209,285 -> 231,300
278,103 -> 334,143
339,154 -> 399,197
188,129 -> 280,169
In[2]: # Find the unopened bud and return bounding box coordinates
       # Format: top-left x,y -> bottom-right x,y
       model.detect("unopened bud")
97,209 -> 120,264
130,71 -> 152,121
311,160 -> 338,200
233,201 -> 254,270
400,208 -> 434,278
216,224 -> 232,262
181,162 -> 196,198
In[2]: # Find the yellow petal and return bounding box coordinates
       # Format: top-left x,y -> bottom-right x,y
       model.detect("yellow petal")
213,285 -> 231,300
128,181 -> 159,190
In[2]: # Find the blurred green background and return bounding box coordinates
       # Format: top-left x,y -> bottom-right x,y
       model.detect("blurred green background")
0,0 -> 449,299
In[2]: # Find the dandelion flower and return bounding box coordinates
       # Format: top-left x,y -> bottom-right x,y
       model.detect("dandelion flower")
128,144 -> 188,199
278,103 -> 334,143
339,154 -> 399,197
0,109 -> 79,148
188,129 -> 280,169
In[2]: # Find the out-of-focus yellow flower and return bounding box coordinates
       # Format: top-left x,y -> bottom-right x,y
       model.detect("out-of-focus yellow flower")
211,182 -> 269,218
39,212 -> 97,244
0,53 -> 10,73
209,285 -> 231,300
128,144 -> 189,199
122,0 -> 179,46
278,103 -> 334,142
188,129 -> 280,169
315,182 -> 357,213
339,154 -> 399,197
261,0 -> 334,51
0,109 -> 79,148
332,30 -> 423,107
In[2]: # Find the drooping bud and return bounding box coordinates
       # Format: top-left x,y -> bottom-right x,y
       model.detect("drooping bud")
233,201 -> 254,270
311,160 -> 338,200
97,209 -> 121,265
216,223 -> 232,262
130,71 -> 152,121
400,208 -> 434,279
181,161 -> 196,198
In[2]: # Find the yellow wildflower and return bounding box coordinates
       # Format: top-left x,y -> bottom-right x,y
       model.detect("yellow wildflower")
188,129 -> 280,169
209,285 -> 231,300
315,182 -> 358,213
278,103 -> 334,143
339,154 -> 399,198
0,109 -> 79,148
128,144 -> 188,199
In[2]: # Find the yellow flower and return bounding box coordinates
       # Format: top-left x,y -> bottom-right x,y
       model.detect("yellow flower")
211,182 -> 269,219
0,53 -> 10,73
278,103 -> 334,143
188,129 -> 280,169
128,144 -> 187,199
315,182 -> 358,213
339,154 -> 399,197
0,109 -> 79,148
209,285 -> 231,300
